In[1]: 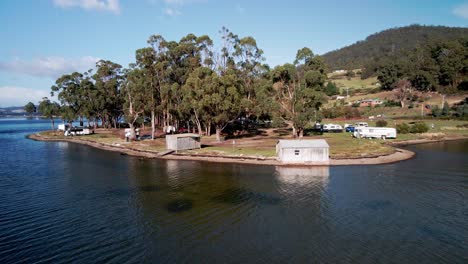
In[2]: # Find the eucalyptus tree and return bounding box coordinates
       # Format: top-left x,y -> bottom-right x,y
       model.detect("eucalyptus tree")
135,47 -> 158,139
93,60 -> 124,128
234,36 -> 265,109
121,66 -> 147,140
272,48 -> 327,137
80,70 -> 99,127
206,68 -> 243,141
217,27 -> 238,74
51,72 -> 85,126
182,66 -> 215,134
38,97 -> 60,130
24,102 -> 36,116
171,34 -> 215,127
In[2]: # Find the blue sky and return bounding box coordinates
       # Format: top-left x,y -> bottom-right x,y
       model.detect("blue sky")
0,0 -> 467,107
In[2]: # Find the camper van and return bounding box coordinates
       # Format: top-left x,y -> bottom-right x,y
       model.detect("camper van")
353,127 -> 396,139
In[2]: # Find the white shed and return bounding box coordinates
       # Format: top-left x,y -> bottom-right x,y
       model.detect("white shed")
276,139 -> 329,164
166,134 -> 201,151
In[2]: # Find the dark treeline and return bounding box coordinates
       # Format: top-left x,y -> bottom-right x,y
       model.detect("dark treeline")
44,27 -> 328,140
323,25 -> 468,71
324,24 -> 468,99
373,38 -> 467,94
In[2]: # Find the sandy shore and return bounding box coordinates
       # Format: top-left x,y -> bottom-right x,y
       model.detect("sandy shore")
389,136 -> 468,146
27,133 -> 419,166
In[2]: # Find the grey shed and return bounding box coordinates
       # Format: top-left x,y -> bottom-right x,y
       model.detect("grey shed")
166,134 -> 201,151
276,139 -> 329,164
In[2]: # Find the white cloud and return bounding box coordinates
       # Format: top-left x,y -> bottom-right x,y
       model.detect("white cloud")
0,86 -> 51,107
53,0 -> 120,14
164,7 -> 181,16
0,56 -> 100,79
453,3 -> 468,19
158,0 -> 205,16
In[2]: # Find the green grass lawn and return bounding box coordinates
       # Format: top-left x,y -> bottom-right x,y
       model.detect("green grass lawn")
331,76 -> 379,91
35,120 -> 467,160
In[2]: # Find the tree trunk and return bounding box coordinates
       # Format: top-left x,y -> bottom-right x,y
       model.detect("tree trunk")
292,126 -> 297,138
298,129 -> 304,138
151,110 -> 155,140
129,123 -> 136,140
51,118 -> 55,130
215,126 -> 222,142
194,111 -> 202,135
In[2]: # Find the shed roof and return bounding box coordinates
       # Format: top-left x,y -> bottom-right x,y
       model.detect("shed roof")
277,139 -> 329,148
166,133 -> 200,138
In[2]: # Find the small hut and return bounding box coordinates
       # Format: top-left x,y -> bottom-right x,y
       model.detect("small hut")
276,139 -> 329,164
166,134 -> 201,151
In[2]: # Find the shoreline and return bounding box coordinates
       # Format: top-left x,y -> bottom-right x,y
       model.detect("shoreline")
27,133 -> 421,166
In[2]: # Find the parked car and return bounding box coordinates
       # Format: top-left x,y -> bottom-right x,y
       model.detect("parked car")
178,127 -> 189,133
345,126 -> 355,132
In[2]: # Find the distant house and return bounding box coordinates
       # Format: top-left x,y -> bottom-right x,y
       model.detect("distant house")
335,95 -> 346,100
276,139 -> 329,164
333,70 -> 346,74
359,99 -> 383,107
166,134 -> 201,151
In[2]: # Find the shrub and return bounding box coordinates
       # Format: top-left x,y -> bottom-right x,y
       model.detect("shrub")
375,120 -> 388,127
410,122 -> 429,133
396,123 -> 410,134
384,100 -> 401,107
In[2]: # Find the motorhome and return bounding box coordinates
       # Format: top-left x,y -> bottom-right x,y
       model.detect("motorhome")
57,124 -> 69,131
353,127 -> 396,139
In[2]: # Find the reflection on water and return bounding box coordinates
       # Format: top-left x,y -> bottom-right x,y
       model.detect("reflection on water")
275,166 -> 329,185
0,118 -> 467,263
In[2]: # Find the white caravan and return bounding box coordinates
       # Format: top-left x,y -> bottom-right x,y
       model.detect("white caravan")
355,122 -> 369,127
353,127 -> 396,139
322,124 -> 343,132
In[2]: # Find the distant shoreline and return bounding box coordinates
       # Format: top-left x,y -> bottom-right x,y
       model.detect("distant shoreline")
27,133 -> 419,166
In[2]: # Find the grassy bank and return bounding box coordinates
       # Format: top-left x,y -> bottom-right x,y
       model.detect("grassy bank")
34,119 -> 467,161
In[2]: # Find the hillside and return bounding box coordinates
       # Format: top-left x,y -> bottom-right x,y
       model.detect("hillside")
322,25 -> 468,71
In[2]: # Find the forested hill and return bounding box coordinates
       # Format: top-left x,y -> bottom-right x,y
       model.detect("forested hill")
322,25 -> 468,71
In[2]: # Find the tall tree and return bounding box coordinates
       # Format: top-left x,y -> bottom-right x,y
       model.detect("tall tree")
24,102 -> 36,116
182,66 -> 216,135
272,48 -> 327,137
205,68 -> 243,141
393,79 -> 416,108
38,97 -> 60,130
135,47 -> 158,139
121,67 -> 147,140
51,72 -> 85,126
93,60 -> 124,128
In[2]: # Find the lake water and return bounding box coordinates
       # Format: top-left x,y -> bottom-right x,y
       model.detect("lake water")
0,118 -> 467,263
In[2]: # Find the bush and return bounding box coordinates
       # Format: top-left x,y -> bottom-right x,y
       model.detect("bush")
324,82 -> 339,96
375,120 -> 388,127
410,122 -> 429,133
384,100 -> 401,107
396,123 -> 410,134
397,122 -> 429,134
